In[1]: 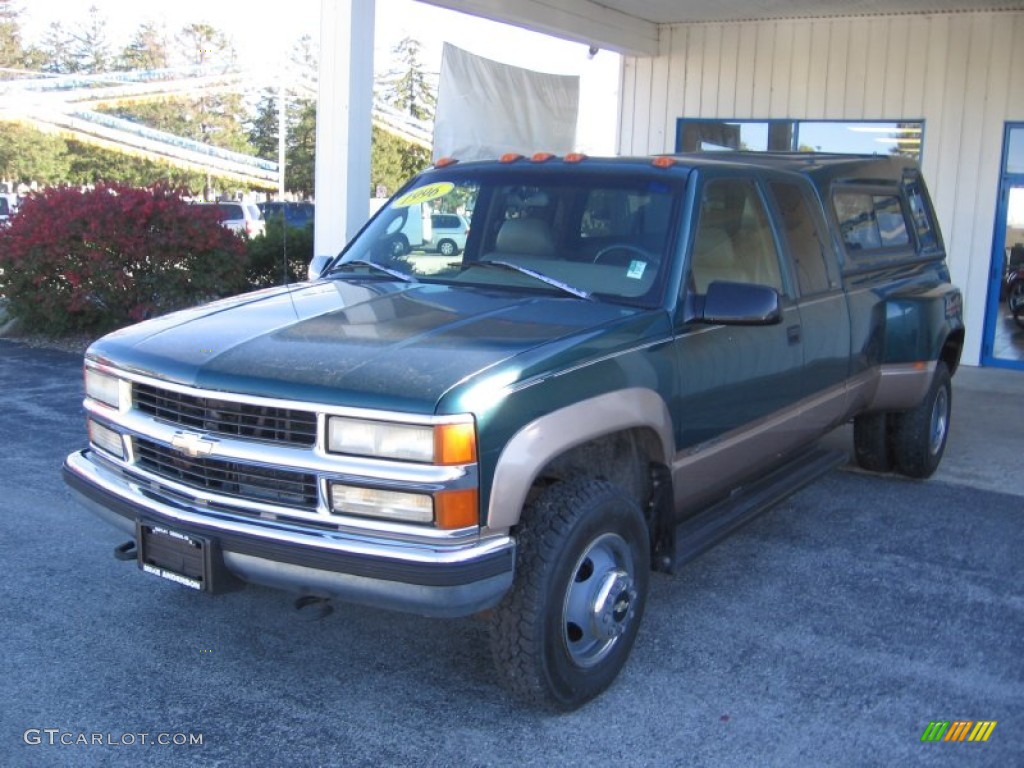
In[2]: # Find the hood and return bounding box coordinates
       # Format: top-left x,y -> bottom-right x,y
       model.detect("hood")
89,279 -> 656,413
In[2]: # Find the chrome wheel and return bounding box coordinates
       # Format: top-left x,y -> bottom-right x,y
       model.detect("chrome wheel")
562,532 -> 638,668
929,385 -> 949,457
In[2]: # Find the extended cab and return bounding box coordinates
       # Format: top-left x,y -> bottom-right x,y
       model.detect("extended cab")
64,153 -> 963,709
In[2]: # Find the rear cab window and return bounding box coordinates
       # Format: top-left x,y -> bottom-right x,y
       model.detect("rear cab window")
831,182 -> 924,272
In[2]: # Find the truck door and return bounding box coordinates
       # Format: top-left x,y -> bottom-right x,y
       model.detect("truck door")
671,176 -> 807,515
765,179 -> 851,432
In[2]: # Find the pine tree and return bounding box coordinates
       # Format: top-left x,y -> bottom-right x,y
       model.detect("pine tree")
70,5 -> 111,74
118,21 -> 170,71
378,37 -> 436,122
38,22 -> 77,73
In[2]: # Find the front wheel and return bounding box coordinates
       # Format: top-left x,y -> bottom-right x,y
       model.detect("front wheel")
489,478 -> 650,711
890,362 -> 952,479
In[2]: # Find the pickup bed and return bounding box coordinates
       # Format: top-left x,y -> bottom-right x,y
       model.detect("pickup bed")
64,152 -> 964,709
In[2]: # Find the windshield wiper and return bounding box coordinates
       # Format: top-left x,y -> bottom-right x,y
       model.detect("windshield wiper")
466,260 -> 592,300
325,259 -> 417,283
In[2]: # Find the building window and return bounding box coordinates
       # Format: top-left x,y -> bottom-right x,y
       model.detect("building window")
677,120 -> 923,160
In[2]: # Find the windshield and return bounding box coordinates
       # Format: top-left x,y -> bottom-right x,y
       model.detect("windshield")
332,169 -> 682,307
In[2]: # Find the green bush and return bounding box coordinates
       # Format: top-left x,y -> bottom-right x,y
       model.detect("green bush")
246,217 -> 314,287
0,184 -> 249,336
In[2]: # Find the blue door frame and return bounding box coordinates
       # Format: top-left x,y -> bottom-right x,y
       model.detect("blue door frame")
981,123 -> 1024,370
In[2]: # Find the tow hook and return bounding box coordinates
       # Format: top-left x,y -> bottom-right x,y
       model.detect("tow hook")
113,541 -> 137,561
294,595 -> 333,621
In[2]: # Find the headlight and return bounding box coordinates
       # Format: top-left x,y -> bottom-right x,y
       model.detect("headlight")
84,368 -> 122,409
88,419 -> 124,459
327,417 -> 476,464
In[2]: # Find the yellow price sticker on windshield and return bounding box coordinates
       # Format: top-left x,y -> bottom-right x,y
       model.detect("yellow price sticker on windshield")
392,182 -> 454,208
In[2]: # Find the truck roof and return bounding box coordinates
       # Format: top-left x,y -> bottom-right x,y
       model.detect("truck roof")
427,152 -> 918,190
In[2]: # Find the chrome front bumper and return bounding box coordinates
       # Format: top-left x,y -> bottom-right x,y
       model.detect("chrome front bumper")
63,450 -> 515,618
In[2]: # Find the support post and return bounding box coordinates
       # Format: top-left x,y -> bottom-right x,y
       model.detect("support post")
314,0 -> 375,258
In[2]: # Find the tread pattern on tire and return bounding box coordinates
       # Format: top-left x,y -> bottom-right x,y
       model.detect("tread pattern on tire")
488,478 -> 647,710
853,411 -> 893,473
891,362 -> 951,479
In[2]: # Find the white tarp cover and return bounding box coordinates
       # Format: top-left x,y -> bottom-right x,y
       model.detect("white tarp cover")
432,44 -> 580,162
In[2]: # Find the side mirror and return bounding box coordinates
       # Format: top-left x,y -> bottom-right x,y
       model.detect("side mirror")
307,254 -> 333,281
700,281 -> 782,325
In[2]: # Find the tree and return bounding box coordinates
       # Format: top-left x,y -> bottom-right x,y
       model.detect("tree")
287,99 -> 317,197
248,89 -> 280,160
0,0 -> 23,72
378,37 -> 436,122
70,5 -> 111,74
0,121 -> 70,183
117,21 -> 169,71
370,126 -> 430,199
37,21 -> 77,73
177,22 -> 235,68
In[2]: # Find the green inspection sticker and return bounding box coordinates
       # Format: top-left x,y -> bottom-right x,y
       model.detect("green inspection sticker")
626,260 -> 647,279
392,182 -> 455,208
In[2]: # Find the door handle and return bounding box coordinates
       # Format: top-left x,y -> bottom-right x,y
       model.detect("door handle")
787,324 -> 802,345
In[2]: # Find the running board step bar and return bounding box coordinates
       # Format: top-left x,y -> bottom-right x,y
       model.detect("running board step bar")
674,447 -> 847,567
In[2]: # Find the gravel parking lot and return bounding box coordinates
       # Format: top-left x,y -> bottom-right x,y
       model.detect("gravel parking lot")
1,339 -> 1021,767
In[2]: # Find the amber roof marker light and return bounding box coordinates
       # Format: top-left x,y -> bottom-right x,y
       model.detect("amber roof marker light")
499,153 -> 524,163
651,156 -> 677,168
434,157 -> 459,168
564,153 -> 587,163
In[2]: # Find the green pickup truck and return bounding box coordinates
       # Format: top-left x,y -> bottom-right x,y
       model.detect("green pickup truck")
64,152 -> 964,709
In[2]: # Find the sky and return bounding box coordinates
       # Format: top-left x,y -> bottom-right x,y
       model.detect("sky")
19,0 -> 621,153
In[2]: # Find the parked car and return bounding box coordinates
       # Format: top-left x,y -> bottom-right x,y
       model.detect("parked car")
429,212 -> 470,256
257,201 -> 315,229
197,201 -> 265,238
65,152 -> 962,711
0,194 -> 16,227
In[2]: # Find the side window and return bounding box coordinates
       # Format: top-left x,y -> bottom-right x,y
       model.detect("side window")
904,181 -> 939,250
768,182 -> 831,295
690,178 -> 785,293
833,188 -> 911,253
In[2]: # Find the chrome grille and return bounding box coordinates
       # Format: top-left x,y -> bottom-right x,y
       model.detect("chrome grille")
133,383 -> 317,447
134,437 -> 319,510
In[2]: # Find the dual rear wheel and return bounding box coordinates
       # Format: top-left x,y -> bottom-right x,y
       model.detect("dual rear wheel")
853,362 -> 952,479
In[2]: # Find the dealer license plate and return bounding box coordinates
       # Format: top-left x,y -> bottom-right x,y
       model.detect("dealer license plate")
136,521 -> 212,591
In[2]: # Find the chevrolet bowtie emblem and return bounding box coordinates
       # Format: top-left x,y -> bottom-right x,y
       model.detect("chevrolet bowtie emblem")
171,432 -> 215,458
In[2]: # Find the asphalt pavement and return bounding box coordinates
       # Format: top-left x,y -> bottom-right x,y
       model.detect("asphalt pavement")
1,339 -> 1021,767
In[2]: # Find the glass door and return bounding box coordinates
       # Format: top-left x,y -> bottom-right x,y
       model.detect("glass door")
982,125 -> 1024,369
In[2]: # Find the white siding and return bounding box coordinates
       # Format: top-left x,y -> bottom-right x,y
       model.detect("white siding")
620,11 -> 1024,365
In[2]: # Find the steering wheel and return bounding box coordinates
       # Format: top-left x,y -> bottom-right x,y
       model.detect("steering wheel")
592,243 -> 656,266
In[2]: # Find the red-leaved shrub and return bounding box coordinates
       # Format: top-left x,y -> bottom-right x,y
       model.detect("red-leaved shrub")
0,184 -> 250,335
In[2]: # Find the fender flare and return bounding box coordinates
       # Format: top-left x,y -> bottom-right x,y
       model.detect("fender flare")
486,388 -> 675,530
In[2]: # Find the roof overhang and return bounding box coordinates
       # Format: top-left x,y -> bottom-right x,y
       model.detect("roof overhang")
423,0 -> 1024,56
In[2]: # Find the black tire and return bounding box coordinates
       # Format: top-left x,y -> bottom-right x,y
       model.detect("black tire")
438,239 -> 458,257
891,362 -> 952,479
489,478 -> 650,711
1011,281 -> 1024,328
853,412 -> 893,472
389,234 -> 410,257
